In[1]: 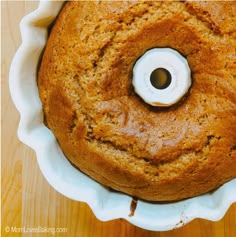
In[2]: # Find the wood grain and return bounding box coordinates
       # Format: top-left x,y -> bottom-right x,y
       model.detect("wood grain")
2,1 -> 236,236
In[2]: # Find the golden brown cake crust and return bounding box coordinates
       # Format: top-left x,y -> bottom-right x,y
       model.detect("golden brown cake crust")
38,1 -> 236,201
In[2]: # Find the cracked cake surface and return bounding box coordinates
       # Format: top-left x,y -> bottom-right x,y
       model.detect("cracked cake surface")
38,1 -> 236,201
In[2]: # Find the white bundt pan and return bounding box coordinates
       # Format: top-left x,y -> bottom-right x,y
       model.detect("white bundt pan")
9,1 -> 236,231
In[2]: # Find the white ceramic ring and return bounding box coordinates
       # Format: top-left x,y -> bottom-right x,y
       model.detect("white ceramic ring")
132,48 -> 192,107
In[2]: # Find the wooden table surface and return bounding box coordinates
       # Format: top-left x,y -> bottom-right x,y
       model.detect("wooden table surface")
2,1 -> 236,236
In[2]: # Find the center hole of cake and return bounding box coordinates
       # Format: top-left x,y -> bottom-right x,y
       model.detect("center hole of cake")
150,68 -> 172,90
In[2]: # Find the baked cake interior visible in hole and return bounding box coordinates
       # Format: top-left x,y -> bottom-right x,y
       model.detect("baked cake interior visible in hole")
150,68 -> 172,90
